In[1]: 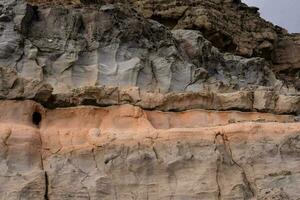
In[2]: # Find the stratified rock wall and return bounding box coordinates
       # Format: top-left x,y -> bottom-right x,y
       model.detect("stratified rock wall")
1,0 -> 300,94
0,100 -> 300,199
1,0 -> 285,94
0,0 -> 299,199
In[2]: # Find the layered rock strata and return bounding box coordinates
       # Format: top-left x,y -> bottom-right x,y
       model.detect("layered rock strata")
1,0 -> 300,93
0,100 -> 300,199
0,0 -> 300,199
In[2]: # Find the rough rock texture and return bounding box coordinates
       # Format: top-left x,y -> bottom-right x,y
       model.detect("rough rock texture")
0,0 -> 299,102
273,34 -> 300,90
22,0 -> 300,86
0,0 -> 300,199
273,34 -> 300,72
0,100 -> 300,199
130,0 -> 281,58
129,0 -> 300,90
1,0 -> 286,94
39,86 -> 298,114
0,66 -> 53,100
25,0 -> 297,59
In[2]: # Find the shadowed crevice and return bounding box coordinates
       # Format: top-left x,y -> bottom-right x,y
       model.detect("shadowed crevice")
32,111 -> 42,127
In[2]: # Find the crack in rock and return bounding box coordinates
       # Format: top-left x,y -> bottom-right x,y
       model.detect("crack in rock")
214,132 -> 255,199
44,171 -> 49,200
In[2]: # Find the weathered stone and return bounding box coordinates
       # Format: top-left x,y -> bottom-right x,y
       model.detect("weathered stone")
274,95 -> 300,114
1,1 -> 298,94
253,88 -> 278,112
32,86 -> 298,114
173,30 -> 278,91
0,100 -> 299,199
272,34 -> 300,72
0,0 -> 300,199
0,67 -> 53,101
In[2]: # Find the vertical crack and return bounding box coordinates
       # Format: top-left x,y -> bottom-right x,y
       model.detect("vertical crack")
150,61 -> 159,88
92,148 -> 100,171
2,129 -> 12,146
214,132 -> 255,199
13,50 -> 25,70
152,146 -> 159,160
35,115 -> 49,200
44,171 -> 49,200
2,129 -> 12,160
216,156 -> 221,200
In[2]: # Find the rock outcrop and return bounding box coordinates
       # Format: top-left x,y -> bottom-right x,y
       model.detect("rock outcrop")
1,100 -> 300,199
0,0 -> 281,94
0,0 -> 300,199
272,34 -> 300,90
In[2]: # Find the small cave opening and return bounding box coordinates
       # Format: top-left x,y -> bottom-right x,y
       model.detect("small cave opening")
32,111 -> 42,127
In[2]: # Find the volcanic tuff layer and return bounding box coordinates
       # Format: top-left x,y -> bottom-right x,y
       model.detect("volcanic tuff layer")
0,0 -> 300,199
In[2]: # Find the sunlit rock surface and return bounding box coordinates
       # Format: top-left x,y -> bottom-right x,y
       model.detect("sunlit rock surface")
0,100 -> 300,199
0,0 -> 299,199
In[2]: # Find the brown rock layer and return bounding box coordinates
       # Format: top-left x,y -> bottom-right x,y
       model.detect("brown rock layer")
25,0 -> 290,57
47,86 -> 300,114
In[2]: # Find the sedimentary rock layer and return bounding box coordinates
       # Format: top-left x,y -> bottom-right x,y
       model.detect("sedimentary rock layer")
47,86 -> 300,114
1,0 -> 299,93
0,0 -> 299,115
0,100 -> 300,199
0,0 -> 300,199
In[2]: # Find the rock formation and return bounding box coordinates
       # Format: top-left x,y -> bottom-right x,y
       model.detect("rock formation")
1,100 -> 300,199
0,0 -> 299,199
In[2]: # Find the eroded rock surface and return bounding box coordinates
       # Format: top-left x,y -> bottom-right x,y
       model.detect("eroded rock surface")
41,86 -> 298,114
0,0 -> 299,94
0,0 -> 300,199
0,100 -> 300,199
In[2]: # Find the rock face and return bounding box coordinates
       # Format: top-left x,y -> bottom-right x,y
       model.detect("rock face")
131,0 -> 281,58
0,0 -> 300,199
1,0 -> 300,95
25,0 -> 297,61
272,34 -> 300,90
1,100 -> 300,199
131,0 -> 300,90
0,0 -> 283,94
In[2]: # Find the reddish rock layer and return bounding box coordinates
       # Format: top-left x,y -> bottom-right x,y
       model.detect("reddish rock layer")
0,100 -> 299,199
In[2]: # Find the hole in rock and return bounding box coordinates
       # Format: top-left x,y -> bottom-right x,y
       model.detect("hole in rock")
32,111 -> 42,127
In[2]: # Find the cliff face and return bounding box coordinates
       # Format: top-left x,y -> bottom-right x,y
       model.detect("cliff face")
0,0 -> 300,199
1,100 -> 300,200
